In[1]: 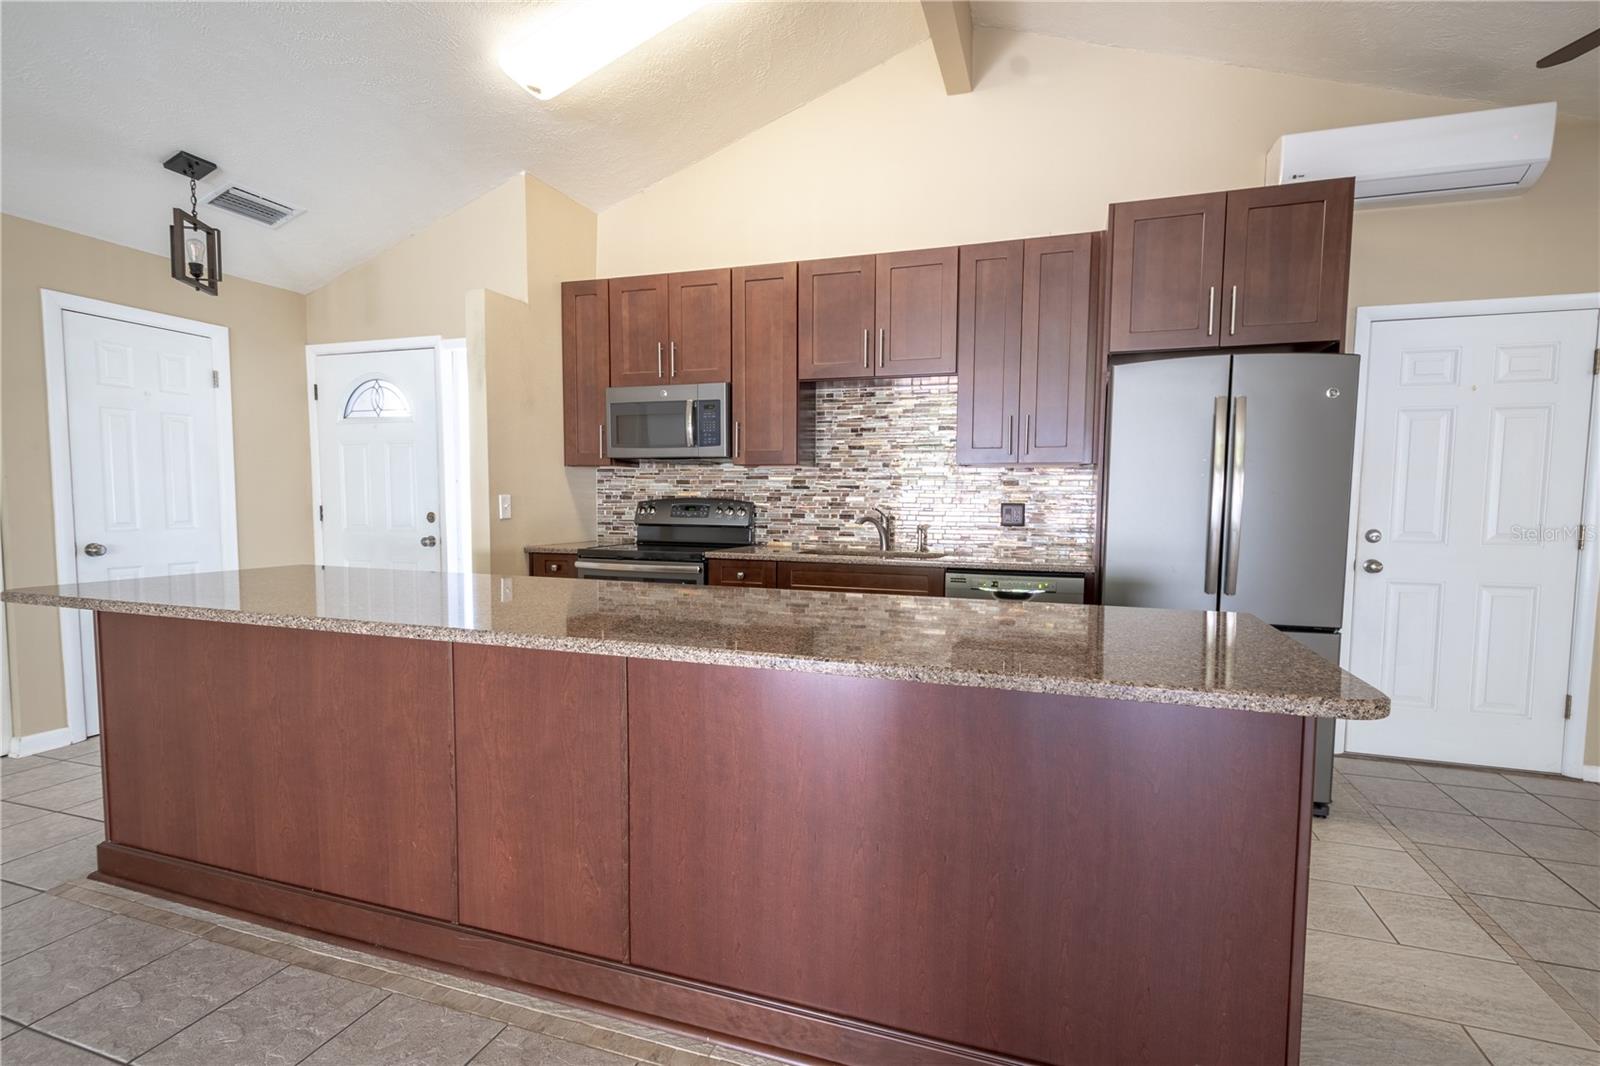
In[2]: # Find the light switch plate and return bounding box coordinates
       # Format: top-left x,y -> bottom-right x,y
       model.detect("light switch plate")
497,494 -> 512,520
1000,503 -> 1026,527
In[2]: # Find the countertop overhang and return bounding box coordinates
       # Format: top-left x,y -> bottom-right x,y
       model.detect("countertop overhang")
4,565 -> 1388,720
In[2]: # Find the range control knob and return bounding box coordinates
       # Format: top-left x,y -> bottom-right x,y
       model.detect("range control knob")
736,507 -> 747,516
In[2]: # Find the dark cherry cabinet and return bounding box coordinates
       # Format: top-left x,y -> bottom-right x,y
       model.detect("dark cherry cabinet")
529,552 -> 577,578
957,234 -> 1100,466
1221,179 -> 1353,348
876,246 -> 958,377
1107,178 -> 1353,354
561,280 -> 610,467
777,561 -> 944,597
1107,191 -> 1226,354
455,645 -> 629,961
732,263 -> 798,465
798,255 -> 875,380
708,559 -> 778,587
608,274 -> 670,386
956,241 -> 1024,464
668,268 -> 732,383
1020,232 -> 1100,464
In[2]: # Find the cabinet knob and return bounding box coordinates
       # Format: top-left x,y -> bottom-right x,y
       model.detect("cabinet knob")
549,563 -> 558,572
735,570 -> 747,580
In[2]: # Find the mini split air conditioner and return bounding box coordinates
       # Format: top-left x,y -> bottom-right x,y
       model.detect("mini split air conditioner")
1267,101 -> 1557,207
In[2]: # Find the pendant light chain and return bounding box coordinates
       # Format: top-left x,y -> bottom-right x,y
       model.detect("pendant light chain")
189,176 -> 199,220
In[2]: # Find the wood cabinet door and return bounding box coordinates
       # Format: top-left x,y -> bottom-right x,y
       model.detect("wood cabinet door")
798,255 -> 874,380
1221,178 -> 1354,348
708,559 -> 778,587
777,562 -> 944,597
1107,191 -> 1226,353
608,274 -> 669,387
529,552 -> 577,578
99,614 -> 457,921
561,280 -> 610,466
1020,233 -> 1100,464
956,241 -> 1023,465
876,246 -> 958,376
732,263 -> 798,465
455,645 -> 629,961
668,268 -> 732,383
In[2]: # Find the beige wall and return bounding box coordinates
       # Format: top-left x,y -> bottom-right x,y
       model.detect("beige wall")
1,214 -> 310,738
596,28 -> 1600,767
307,173 -> 598,574
306,175 -> 529,344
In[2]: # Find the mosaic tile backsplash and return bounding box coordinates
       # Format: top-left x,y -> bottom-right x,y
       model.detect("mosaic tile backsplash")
595,378 -> 1098,565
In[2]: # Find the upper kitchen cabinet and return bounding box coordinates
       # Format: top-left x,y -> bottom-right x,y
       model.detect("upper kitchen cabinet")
1220,179 -> 1354,348
668,268 -> 733,383
875,246 -> 958,376
732,262 -> 799,466
562,279 -> 610,467
1020,232 -> 1101,464
609,274 -> 670,386
1106,177 -> 1353,354
1107,191 -> 1226,354
799,255 -> 875,380
956,241 -> 1024,464
957,234 -> 1102,466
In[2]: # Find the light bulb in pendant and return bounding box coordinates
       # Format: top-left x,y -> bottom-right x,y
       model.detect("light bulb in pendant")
184,233 -> 206,279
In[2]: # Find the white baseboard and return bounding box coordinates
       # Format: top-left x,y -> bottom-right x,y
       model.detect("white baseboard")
1584,764 -> 1600,783
8,725 -> 77,758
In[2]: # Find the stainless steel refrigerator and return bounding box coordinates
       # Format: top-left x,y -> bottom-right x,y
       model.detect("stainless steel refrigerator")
1102,352 -> 1359,815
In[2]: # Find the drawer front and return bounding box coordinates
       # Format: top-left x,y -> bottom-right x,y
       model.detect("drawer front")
709,559 -> 778,588
530,553 -> 578,578
778,562 -> 944,597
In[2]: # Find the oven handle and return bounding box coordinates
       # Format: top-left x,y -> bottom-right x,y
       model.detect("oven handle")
574,559 -> 706,579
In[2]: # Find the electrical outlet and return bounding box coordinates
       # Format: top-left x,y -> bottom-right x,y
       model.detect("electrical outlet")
497,494 -> 512,520
1000,502 -> 1026,527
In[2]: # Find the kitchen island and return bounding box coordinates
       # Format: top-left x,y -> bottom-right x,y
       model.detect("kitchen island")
6,565 -> 1387,1066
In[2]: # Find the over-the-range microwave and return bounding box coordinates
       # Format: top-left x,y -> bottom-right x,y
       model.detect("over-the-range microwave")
605,383 -> 730,460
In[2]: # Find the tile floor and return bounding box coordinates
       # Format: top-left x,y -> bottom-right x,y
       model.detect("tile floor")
1,742 -> 1596,1065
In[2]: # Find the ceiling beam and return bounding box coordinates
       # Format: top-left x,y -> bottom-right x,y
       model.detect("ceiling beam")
920,1 -> 974,95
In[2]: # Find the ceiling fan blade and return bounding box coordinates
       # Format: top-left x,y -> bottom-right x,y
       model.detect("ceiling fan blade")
1537,28 -> 1600,68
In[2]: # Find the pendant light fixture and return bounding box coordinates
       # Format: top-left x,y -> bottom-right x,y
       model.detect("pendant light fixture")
163,150 -> 222,296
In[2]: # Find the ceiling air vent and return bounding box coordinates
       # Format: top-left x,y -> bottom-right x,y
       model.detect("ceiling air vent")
204,185 -> 301,228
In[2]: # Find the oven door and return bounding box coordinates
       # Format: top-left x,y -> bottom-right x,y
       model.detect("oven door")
606,384 -> 728,459
573,559 -> 707,585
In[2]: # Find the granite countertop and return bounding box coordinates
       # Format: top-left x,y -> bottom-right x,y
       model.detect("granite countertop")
526,541 -> 1093,574
5,565 -> 1386,720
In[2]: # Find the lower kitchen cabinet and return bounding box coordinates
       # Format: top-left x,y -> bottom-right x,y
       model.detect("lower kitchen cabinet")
777,561 -> 944,597
454,645 -> 629,960
529,552 -> 577,577
709,559 -> 778,587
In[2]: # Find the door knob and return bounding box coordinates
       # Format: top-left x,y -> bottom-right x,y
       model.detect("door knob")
1362,559 -> 1384,574
420,535 -> 438,548
82,542 -> 107,557
1364,528 -> 1382,543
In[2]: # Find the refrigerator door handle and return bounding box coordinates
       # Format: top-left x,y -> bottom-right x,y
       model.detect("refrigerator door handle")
1205,396 -> 1228,594
1224,395 -> 1247,595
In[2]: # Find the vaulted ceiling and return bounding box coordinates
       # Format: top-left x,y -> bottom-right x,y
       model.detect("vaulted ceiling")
3,1 -> 1592,294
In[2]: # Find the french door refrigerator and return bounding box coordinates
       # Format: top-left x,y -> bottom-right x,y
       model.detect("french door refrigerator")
1102,352 -> 1360,815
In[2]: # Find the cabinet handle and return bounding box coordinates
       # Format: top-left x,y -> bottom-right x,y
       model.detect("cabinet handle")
735,570 -> 747,581
1207,286 -> 1216,336
862,328 -> 869,368
1009,414 -> 1016,457
598,423 -> 605,459
670,341 -> 677,378
1230,285 -> 1238,337
549,562 -> 559,573
877,327 -> 886,368
734,420 -> 741,460
1025,413 -> 1032,455
657,341 -> 664,378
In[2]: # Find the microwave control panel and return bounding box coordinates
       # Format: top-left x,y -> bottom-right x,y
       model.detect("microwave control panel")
694,399 -> 722,447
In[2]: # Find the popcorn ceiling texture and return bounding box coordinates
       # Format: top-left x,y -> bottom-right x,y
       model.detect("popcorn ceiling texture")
595,378 -> 1098,566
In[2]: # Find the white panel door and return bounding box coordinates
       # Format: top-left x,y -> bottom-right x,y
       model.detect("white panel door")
64,310 -> 228,734
314,349 -> 442,570
1346,309 -> 1600,771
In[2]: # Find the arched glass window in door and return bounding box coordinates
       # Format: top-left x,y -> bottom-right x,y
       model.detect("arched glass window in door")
342,378 -> 411,420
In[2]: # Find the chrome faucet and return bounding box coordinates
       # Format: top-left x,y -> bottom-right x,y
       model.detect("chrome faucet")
856,506 -> 893,550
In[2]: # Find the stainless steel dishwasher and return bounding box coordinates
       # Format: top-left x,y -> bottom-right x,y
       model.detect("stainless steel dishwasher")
944,571 -> 1085,604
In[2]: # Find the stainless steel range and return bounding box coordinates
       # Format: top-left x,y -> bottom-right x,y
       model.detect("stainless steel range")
574,498 -> 756,585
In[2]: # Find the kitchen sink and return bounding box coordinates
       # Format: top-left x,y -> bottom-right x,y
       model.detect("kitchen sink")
795,546 -> 946,559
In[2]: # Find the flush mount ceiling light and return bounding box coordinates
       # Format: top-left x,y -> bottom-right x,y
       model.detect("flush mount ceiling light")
497,0 -> 707,100
162,150 -> 222,296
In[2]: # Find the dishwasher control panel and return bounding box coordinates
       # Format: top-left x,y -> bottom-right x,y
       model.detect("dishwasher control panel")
944,570 -> 1086,604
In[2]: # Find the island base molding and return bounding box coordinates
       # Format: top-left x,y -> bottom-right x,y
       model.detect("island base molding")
92,843 -> 1024,1066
